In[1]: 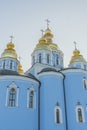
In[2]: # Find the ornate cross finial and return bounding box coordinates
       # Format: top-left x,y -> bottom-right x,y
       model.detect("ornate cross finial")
45,19 -> 50,29
40,29 -> 44,37
10,35 -> 14,43
73,41 -> 77,50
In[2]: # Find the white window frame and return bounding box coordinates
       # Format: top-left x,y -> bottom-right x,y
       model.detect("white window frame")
76,105 -> 85,123
38,53 -> 42,63
3,60 -> 5,69
56,55 -> 59,65
47,54 -> 50,64
6,82 -> 19,108
27,87 -> 36,109
83,78 -> 87,89
54,105 -> 62,124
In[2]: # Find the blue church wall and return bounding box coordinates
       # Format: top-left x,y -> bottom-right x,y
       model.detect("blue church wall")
0,76 -> 39,130
0,58 -> 19,71
38,72 -> 66,130
1,26 -> 87,130
52,51 -> 63,69
63,70 -> 87,130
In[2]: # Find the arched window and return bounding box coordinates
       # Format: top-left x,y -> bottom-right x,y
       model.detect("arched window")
3,60 -> 5,69
6,82 -> 19,107
10,60 -> 13,69
47,54 -> 50,64
77,108 -> 83,122
56,55 -> 59,65
83,78 -> 87,89
27,88 -> 36,109
55,103 -> 62,124
84,64 -> 86,70
39,53 -> 41,63
32,56 -> 35,64
76,103 -> 85,123
9,88 -> 16,107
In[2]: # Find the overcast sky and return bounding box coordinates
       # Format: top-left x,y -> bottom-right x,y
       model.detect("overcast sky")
0,0 -> 87,71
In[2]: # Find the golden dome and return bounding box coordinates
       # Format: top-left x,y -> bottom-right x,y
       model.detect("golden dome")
49,43 -> 58,50
33,28 -> 63,55
18,64 -> 24,75
1,42 -> 18,59
43,28 -> 53,38
43,28 -> 53,44
38,37 -> 47,45
70,49 -> 86,64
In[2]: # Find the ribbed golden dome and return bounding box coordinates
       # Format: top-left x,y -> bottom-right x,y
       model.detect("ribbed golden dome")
43,28 -> 53,38
34,28 -> 63,54
18,64 -> 24,75
70,49 -> 86,64
43,28 -> 53,43
49,43 -> 58,50
1,42 -> 18,59
38,37 -> 47,45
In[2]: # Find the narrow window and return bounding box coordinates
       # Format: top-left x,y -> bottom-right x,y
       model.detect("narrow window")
56,108 -> 60,123
33,56 -> 35,64
3,60 -> 5,69
47,54 -> 50,64
83,78 -> 87,89
6,82 -> 19,107
9,88 -> 16,107
39,53 -> 41,63
55,103 -> 62,124
84,64 -> 86,70
10,60 -> 13,69
27,88 -> 36,109
56,55 -> 59,65
29,90 -> 34,108
76,103 -> 85,123
77,108 -> 83,122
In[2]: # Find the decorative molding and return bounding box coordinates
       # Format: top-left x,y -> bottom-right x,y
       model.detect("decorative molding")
0,75 -> 39,85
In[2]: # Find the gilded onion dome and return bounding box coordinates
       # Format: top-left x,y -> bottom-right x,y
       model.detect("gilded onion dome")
34,28 -> 61,52
43,28 -> 53,43
35,36 -> 51,50
1,42 -> 18,59
18,63 -> 24,75
70,49 -> 86,64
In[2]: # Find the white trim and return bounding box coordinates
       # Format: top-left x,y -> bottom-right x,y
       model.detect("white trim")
26,62 -> 60,74
6,82 -> 19,108
0,75 -> 39,85
76,105 -> 85,123
38,71 -> 63,78
16,87 -> 19,107
5,86 -> 9,106
61,69 -> 87,74
27,87 -> 36,109
86,106 -> 87,112
54,106 -> 62,124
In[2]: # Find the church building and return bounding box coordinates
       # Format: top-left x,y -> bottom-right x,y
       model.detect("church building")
0,23 -> 87,130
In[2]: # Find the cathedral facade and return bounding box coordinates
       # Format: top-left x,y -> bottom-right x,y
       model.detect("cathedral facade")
0,26 -> 87,130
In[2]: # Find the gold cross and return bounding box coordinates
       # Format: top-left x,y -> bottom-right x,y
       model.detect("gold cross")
40,29 -> 44,37
73,41 -> 77,50
10,35 -> 14,42
45,19 -> 50,29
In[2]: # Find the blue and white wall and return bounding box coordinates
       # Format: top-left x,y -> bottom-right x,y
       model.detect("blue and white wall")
38,70 -> 66,130
62,69 -> 87,130
0,75 -> 39,130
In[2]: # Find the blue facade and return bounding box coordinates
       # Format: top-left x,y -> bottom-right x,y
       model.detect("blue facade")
0,75 -> 39,130
0,27 -> 87,130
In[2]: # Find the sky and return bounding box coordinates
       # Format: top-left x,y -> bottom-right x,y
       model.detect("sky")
0,0 -> 87,71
